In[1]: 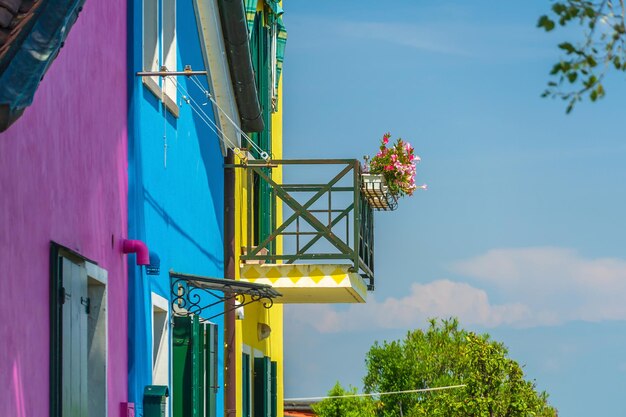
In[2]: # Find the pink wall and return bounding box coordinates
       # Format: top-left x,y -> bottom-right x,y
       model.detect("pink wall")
0,0 -> 128,416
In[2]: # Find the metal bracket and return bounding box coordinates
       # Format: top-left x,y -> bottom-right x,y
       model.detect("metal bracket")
169,271 -> 281,321
136,65 -> 207,78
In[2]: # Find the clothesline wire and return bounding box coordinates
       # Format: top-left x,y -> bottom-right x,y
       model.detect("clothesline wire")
189,75 -> 268,160
157,69 -> 270,161
284,384 -> 467,402
168,77 -> 251,161
168,78 -> 233,147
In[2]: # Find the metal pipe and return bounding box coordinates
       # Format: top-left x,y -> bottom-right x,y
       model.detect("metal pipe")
122,239 -> 150,265
136,70 -> 208,77
224,149 -> 237,417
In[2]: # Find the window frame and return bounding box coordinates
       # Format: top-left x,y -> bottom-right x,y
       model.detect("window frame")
151,292 -> 171,415
142,0 -> 179,117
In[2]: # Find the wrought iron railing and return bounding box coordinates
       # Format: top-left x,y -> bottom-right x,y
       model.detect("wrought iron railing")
240,159 -> 376,289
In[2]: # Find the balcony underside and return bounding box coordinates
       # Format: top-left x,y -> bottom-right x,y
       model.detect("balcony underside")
240,264 -> 367,303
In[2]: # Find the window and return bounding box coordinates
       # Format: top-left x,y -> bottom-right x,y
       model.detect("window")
142,0 -> 178,116
50,244 -> 108,417
152,293 -> 169,380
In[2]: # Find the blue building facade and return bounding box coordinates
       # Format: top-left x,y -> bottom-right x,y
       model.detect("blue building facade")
127,0 -> 231,415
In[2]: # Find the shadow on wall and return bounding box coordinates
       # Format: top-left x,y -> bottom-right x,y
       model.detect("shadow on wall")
143,187 -> 222,267
177,0 -> 225,238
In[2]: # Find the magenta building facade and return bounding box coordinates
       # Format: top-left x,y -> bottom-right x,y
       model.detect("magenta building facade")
0,0 -> 129,416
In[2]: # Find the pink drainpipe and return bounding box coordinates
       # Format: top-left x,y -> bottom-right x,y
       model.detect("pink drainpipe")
122,239 -> 150,265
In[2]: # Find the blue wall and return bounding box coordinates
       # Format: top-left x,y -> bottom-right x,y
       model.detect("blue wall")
128,0 -> 225,414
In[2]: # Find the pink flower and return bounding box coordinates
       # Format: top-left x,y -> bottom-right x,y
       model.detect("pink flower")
383,137 -> 389,145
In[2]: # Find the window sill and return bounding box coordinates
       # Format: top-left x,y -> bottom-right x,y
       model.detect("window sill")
142,77 -> 180,118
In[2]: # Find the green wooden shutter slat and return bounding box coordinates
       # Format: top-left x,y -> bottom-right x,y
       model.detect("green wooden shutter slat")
194,318 -> 203,417
270,361 -> 277,417
173,316 -> 191,417
206,323 -> 218,417
254,357 -> 271,417
244,0 -> 257,36
242,353 -> 251,417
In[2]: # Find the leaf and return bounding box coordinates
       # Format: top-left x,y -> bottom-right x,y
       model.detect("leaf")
552,3 -> 566,14
567,72 -> 578,83
586,55 -> 597,67
558,42 -> 576,54
549,63 -> 562,75
538,15 -> 556,31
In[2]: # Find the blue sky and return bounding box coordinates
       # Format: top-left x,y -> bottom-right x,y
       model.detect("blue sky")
281,1 -> 626,416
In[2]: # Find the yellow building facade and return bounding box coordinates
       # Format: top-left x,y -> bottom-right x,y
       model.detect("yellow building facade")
232,2 -> 375,416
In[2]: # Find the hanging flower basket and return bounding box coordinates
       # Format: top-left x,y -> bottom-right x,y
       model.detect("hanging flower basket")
361,173 -> 398,211
361,133 -> 426,211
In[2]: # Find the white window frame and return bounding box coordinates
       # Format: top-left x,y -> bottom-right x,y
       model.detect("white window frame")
86,261 -> 108,417
142,0 -> 179,117
151,292 -> 171,414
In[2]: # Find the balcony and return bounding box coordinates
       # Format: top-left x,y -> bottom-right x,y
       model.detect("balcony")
239,159 -> 376,303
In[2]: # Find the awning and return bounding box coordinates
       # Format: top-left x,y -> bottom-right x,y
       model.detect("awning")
240,264 -> 368,304
170,271 -> 281,320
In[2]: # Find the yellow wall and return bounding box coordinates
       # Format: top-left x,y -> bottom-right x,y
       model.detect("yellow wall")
234,15 -> 284,416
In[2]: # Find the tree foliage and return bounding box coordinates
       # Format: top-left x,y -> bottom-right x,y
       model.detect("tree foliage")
538,0 -> 626,112
312,383 -> 377,417
317,318 -> 557,417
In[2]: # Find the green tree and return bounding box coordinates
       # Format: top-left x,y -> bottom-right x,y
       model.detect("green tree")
538,0 -> 626,112
361,318 -> 556,417
312,383 -> 377,417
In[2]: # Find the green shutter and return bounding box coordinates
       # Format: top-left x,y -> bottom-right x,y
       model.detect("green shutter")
249,11 -> 274,254
61,257 -> 89,417
206,323 -> 218,417
244,0 -> 257,36
270,361 -> 277,417
273,18 -> 287,97
174,317 -> 221,417
173,316 -> 191,417
254,357 -> 272,417
194,318 -> 203,417
242,353 -> 251,417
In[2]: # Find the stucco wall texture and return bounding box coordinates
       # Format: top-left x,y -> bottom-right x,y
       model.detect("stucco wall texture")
0,0 -> 128,416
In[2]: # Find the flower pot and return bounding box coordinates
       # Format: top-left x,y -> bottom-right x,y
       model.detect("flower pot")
361,174 -> 398,211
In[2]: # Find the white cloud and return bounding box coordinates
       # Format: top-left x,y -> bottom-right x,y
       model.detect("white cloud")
287,247 -> 626,333
453,247 -> 626,323
287,280 -> 531,333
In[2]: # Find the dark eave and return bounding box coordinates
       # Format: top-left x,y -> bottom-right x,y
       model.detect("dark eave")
216,0 -> 264,133
0,0 -> 86,132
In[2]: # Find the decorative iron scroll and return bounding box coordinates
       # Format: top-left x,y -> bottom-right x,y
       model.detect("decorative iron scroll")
170,272 -> 281,320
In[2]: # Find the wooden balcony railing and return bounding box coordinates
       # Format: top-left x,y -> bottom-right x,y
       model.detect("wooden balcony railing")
239,159 -> 377,290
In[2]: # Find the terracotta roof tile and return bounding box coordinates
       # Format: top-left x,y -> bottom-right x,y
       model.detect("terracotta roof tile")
0,0 -> 42,69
